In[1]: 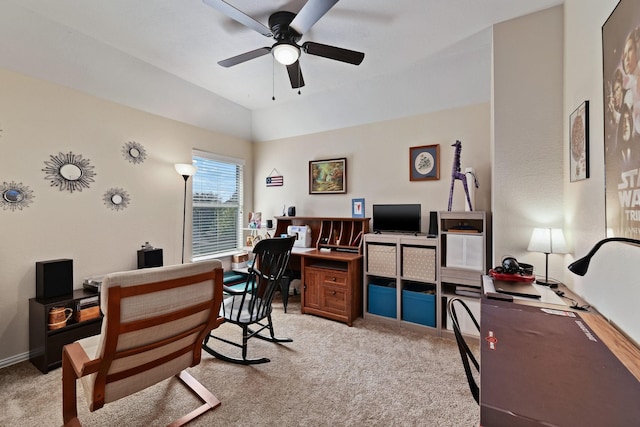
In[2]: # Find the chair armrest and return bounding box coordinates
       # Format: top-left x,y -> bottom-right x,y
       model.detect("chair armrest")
63,342 -> 101,377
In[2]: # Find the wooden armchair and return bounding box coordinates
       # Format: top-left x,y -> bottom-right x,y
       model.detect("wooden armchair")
62,260 -> 225,427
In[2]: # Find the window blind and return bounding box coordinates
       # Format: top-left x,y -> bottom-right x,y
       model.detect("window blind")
191,150 -> 244,258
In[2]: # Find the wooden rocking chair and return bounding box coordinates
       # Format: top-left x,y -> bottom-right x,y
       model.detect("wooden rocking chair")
62,260 -> 225,426
203,236 -> 295,365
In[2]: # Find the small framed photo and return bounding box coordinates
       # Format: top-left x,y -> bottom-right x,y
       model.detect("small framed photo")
352,198 -> 365,218
309,157 -> 347,194
409,144 -> 440,181
570,100 -> 589,182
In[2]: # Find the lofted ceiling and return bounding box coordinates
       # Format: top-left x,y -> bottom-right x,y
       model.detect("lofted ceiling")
1,0 -> 563,140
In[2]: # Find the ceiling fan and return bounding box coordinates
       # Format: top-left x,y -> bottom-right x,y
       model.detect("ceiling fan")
202,0 -> 365,89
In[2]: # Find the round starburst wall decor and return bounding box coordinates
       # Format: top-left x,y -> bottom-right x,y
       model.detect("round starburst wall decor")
103,187 -> 130,211
1,181 -> 35,211
122,141 -> 146,164
42,151 -> 96,193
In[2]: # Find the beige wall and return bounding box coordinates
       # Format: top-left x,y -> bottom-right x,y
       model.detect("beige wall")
492,6 -> 565,275
253,103 -> 491,231
564,0 -> 640,345
0,68 -> 253,364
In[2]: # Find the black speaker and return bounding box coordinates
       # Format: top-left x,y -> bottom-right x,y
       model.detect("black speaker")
137,248 -> 163,269
428,211 -> 438,237
287,206 -> 296,216
36,259 -> 73,300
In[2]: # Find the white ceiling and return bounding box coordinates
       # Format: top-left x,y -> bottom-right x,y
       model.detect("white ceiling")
1,0 -> 563,141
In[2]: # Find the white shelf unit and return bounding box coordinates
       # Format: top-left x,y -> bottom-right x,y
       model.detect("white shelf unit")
242,227 -> 275,249
438,211 -> 490,337
363,234 -> 440,333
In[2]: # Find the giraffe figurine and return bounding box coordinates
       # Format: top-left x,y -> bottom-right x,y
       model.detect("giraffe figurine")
448,140 -> 475,211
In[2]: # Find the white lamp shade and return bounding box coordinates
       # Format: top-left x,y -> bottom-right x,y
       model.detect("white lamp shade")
527,228 -> 568,254
174,163 -> 197,177
272,43 -> 300,65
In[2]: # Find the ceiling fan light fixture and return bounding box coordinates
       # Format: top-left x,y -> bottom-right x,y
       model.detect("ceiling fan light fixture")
272,42 -> 300,65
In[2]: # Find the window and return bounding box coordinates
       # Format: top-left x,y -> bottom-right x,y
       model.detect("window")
191,150 -> 244,259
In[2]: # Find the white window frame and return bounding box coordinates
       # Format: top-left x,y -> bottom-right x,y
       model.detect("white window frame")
191,149 -> 244,261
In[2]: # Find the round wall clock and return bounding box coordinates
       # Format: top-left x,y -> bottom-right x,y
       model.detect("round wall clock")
42,152 -> 96,193
0,181 -> 35,211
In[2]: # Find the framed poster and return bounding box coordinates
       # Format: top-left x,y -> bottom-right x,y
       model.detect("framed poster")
309,158 -> 347,194
409,144 -> 440,181
352,198 -> 365,218
570,100 -> 589,182
603,0 -> 640,238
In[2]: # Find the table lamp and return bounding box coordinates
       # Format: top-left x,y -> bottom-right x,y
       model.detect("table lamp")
527,227 -> 568,286
568,237 -> 640,275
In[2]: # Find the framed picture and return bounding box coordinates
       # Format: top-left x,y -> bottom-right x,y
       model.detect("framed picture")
309,158 -> 347,194
409,144 -> 440,181
569,100 -> 589,182
352,198 -> 365,218
603,0 -> 640,238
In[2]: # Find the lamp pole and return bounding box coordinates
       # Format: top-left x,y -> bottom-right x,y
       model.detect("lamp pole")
180,174 -> 189,264
175,163 -> 197,264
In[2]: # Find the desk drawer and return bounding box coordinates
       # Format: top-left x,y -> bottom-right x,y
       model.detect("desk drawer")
320,284 -> 348,314
319,270 -> 347,287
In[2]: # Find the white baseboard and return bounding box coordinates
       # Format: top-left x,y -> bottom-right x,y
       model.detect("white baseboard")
0,352 -> 30,369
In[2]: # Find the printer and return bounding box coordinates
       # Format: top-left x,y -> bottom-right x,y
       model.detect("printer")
287,225 -> 312,248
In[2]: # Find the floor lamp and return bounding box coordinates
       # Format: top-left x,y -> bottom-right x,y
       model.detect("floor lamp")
527,227 -> 568,286
175,163 -> 197,264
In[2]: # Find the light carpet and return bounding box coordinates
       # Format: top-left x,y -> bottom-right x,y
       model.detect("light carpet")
0,296 -> 479,426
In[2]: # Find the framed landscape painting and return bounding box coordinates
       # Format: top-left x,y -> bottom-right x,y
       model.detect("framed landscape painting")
309,158 -> 347,194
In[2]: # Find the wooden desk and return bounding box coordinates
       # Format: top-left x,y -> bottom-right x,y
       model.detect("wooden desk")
273,216 -> 368,326
480,278 -> 640,426
578,311 -> 640,382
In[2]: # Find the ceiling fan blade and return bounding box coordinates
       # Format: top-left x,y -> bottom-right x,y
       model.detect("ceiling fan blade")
286,61 -> 305,89
218,47 -> 271,67
290,0 -> 339,35
202,0 -> 272,37
302,42 -> 364,65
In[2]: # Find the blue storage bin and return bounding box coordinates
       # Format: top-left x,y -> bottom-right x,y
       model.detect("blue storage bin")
402,289 -> 436,327
368,284 -> 397,318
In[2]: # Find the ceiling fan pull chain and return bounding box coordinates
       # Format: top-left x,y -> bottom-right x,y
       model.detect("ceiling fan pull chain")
272,56 -> 276,101
298,62 -> 302,95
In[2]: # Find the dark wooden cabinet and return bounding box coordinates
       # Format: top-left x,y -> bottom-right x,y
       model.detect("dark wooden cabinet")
29,289 -> 102,373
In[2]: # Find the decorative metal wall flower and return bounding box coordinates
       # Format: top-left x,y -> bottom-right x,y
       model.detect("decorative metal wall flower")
0,181 -> 35,211
122,141 -> 146,164
103,187 -> 130,211
42,151 -> 96,193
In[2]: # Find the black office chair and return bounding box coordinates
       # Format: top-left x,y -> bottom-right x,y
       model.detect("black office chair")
203,236 -> 295,365
447,297 -> 480,404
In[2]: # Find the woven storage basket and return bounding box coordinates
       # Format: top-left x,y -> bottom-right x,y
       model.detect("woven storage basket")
402,246 -> 436,282
367,244 -> 397,276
